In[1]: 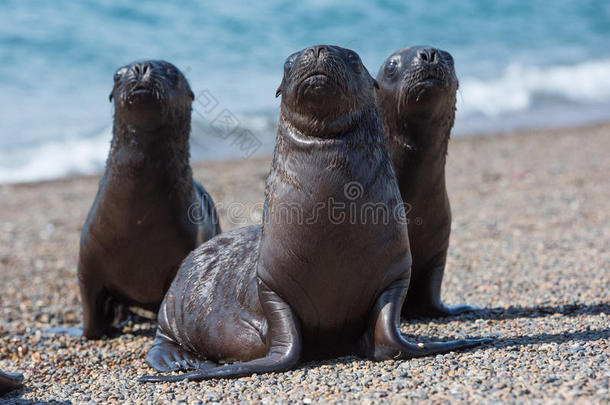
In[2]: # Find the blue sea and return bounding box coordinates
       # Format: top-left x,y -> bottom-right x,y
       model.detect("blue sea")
1,0 -> 609,183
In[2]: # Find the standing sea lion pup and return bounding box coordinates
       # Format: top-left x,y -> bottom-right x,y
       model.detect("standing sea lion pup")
376,46 -> 478,318
140,45 -> 490,383
78,60 -> 221,339
0,369 -> 23,395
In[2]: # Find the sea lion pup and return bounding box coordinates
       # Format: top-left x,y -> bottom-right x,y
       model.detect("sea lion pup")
376,46 -> 478,318
0,369 -> 23,395
140,45 -> 490,382
78,60 -> 221,339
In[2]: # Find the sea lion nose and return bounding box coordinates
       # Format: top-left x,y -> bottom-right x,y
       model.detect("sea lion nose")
309,45 -> 328,58
131,62 -> 153,80
416,48 -> 439,64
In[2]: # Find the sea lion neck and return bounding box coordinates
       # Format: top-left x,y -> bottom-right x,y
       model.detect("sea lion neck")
279,102 -> 369,140
384,115 -> 450,196
386,107 -> 452,153
106,118 -> 191,177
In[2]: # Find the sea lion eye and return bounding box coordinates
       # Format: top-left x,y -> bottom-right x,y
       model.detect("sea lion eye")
284,52 -> 299,72
347,52 -> 362,73
443,51 -> 454,66
348,52 -> 361,65
385,60 -> 397,75
284,57 -> 295,72
114,67 -> 127,82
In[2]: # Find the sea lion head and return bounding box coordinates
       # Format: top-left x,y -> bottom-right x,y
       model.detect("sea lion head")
376,46 -> 457,124
276,45 -> 379,136
109,60 -> 194,131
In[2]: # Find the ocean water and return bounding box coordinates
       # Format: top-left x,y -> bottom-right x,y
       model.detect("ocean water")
1,0 -> 609,183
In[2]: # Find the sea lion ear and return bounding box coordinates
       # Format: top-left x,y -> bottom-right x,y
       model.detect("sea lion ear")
372,79 -> 380,90
275,87 -> 282,98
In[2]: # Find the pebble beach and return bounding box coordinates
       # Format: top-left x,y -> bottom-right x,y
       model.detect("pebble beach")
0,123 -> 609,404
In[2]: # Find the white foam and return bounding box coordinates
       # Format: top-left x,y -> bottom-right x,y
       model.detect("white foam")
458,59 -> 610,117
3,59 -> 610,184
0,128 -> 111,184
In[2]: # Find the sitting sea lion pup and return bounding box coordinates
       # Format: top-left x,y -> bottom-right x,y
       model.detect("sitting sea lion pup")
140,45 -> 490,382
78,60 -> 221,339
0,369 -> 23,395
376,46 -> 478,318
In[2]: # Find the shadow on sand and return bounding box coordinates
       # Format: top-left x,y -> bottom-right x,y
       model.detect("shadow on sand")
1,385 -> 72,405
408,302 -> 609,324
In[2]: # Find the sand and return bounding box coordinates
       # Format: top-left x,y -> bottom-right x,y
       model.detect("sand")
0,122 -> 609,404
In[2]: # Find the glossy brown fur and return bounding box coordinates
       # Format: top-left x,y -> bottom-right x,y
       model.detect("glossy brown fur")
156,225 -> 266,364
141,46 -> 489,383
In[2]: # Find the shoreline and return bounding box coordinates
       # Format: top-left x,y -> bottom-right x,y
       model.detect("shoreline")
1,121 -> 609,403
5,120 -> 610,190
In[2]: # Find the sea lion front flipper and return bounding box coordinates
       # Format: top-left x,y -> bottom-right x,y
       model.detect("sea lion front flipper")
78,266 -> 116,339
145,331 -> 205,372
439,302 -> 482,316
139,280 -> 301,382
403,253 -> 479,318
193,180 -> 222,244
0,370 -> 23,395
367,278 -> 491,361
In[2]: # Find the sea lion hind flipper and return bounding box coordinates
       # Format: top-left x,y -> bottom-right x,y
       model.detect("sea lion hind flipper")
79,269 -> 116,339
145,331 -> 205,372
139,280 -> 302,382
0,370 -> 23,394
367,278 -> 492,361
403,256 -> 480,318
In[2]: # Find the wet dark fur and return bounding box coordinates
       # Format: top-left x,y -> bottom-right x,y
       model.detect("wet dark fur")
376,46 -> 476,318
78,60 -> 221,339
141,46 -> 489,383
